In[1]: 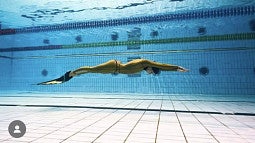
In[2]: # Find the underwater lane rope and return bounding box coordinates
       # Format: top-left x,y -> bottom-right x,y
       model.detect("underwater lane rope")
0,32 -> 254,53
62,32 -> 255,49
0,5 -> 254,35
10,47 -> 255,59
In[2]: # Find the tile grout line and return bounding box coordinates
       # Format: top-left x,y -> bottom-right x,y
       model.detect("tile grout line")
30,99 -> 126,142
154,97 -> 163,143
60,109 -> 118,143
192,114 -> 220,143
1,95 -> 254,103
91,110 -> 131,143
168,95 -> 188,143
28,108 -> 100,143
91,100 -> 145,142
209,114 -> 252,143
3,107 -> 91,142
184,98 -> 253,142
60,99 -> 138,143
1,104 -> 254,116
178,98 -> 220,143
229,116 -> 255,129
235,102 -> 255,115
123,100 -> 154,143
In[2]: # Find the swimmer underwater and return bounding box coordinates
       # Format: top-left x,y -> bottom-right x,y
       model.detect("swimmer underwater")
37,59 -> 188,85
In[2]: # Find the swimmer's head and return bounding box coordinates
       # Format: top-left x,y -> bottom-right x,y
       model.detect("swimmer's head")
144,67 -> 161,75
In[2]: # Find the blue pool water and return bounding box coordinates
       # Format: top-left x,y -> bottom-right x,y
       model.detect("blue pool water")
0,1 -> 255,142
0,1 -> 255,95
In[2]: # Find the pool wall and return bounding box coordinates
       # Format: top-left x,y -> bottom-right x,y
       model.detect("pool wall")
0,6 -> 255,95
0,55 -> 11,90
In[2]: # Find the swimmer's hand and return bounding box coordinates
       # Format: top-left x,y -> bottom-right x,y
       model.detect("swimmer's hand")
37,71 -> 73,85
177,66 -> 189,72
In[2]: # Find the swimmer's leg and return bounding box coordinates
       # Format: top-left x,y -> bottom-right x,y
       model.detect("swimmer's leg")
37,71 -> 73,85
70,66 -> 90,76
37,60 -> 116,85
37,67 -> 90,85
71,60 -> 116,75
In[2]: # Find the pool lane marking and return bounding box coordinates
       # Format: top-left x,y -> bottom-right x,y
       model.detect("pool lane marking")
0,104 -> 254,116
1,5 -> 254,35
1,32 -> 254,53
10,47 -> 255,59
62,33 -> 255,49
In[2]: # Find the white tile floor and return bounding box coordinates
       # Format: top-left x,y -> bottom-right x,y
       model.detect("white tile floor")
0,92 -> 254,143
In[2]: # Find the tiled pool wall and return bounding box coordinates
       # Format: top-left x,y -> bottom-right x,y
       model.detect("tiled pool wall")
0,6 -> 255,95
0,54 -> 11,90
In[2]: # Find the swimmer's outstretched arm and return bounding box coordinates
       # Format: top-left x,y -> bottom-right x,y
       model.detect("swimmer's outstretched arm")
144,60 -> 188,72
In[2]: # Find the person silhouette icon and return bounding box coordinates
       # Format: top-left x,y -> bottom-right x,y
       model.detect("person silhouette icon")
9,120 -> 26,138
13,125 -> 21,134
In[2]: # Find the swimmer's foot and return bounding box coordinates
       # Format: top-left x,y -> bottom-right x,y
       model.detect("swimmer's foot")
37,71 -> 73,85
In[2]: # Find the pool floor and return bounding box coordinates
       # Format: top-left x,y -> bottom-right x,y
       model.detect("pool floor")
0,92 -> 254,143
